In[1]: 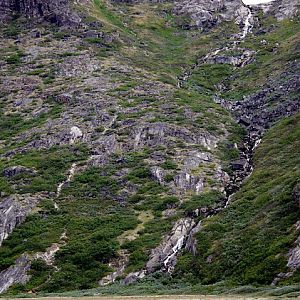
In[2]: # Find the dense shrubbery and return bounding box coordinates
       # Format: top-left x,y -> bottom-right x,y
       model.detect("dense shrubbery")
0,145 -> 89,194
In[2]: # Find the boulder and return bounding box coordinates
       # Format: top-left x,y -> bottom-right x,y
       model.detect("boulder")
3,166 -> 36,178
231,159 -> 249,171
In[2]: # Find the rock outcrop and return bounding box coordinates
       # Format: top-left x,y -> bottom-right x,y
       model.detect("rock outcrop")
173,0 -> 252,30
3,166 -> 36,178
124,218 -> 196,284
0,232 -> 67,294
0,254 -> 31,294
256,0 -> 299,21
0,195 -> 41,246
0,0 -> 81,25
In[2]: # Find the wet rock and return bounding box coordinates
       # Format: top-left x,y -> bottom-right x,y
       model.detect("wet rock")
238,116 -> 251,127
185,221 -> 202,256
230,159 -> 249,171
146,218 -> 195,273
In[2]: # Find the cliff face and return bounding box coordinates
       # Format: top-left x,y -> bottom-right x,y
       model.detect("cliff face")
0,0 -> 81,25
173,0 -> 250,29
257,0 -> 299,20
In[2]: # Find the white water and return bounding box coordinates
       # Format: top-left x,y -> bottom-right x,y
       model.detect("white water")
253,138 -> 262,149
240,8 -> 254,39
163,236 -> 185,271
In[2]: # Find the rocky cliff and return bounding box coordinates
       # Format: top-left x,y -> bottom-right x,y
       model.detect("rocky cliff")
173,0 -> 251,29
0,0 -> 81,25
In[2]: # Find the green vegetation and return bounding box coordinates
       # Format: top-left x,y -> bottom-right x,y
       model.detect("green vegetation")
0,105 -> 62,141
221,18 -> 300,100
0,0 -> 299,295
182,191 -> 225,216
0,145 -> 89,194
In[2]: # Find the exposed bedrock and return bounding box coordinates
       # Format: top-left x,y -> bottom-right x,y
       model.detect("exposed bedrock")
0,194 -> 42,246
0,0 -> 81,25
0,254 -> 31,294
0,232 -> 67,294
124,218 -> 198,284
256,0 -> 299,21
173,0 -> 253,30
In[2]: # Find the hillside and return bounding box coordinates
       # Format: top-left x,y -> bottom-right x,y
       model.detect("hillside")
0,0 -> 299,296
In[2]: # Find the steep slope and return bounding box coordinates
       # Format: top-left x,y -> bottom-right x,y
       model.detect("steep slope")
0,0 -> 299,295
175,113 -> 300,286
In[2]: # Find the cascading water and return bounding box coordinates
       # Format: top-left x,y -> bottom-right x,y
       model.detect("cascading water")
131,4 -> 258,280
240,7 -> 254,39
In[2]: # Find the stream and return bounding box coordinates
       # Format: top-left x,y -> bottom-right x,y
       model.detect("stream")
123,5 -> 257,283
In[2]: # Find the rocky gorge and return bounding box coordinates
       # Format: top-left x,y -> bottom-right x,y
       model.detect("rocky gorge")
0,0 -> 299,296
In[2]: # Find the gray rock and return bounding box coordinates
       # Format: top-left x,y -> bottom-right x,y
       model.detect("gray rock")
82,30 -> 104,39
150,166 -> 165,185
204,49 -> 256,67
0,0 -> 81,26
257,0 -> 299,21
123,270 -> 146,285
0,254 -> 31,294
146,218 -> 195,273
132,123 -> 217,150
0,195 -> 41,246
3,166 -> 36,178
230,159 -> 249,171
173,0 -> 250,30
174,172 -> 204,194
55,93 -> 74,104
